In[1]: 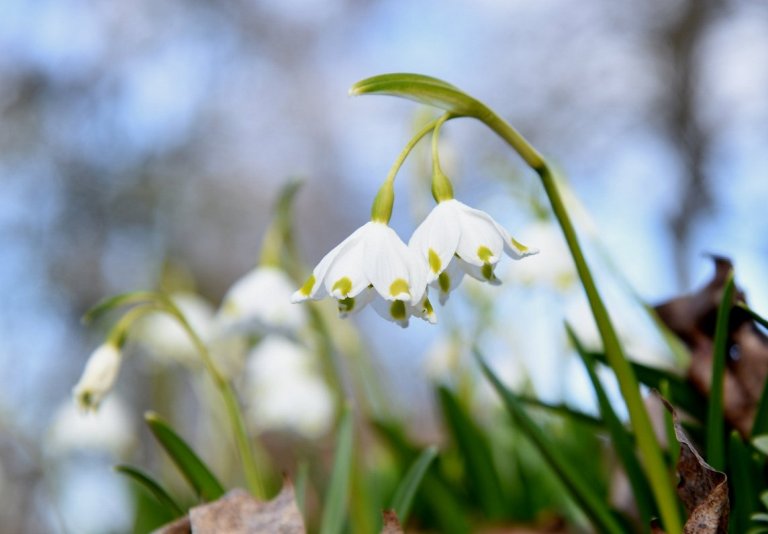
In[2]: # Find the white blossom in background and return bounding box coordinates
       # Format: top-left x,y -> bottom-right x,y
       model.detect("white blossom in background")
134,292 -> 215,366
423,335 -> 463,384
48,396 -> 135,456
292,221 -> 435,327
216,266 -> 305,335
512,220 -> 576,289
72,343 -> 122,411
245,335 -> 334,439
409,199 -> 538,304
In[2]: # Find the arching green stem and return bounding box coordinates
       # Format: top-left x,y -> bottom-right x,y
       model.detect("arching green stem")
430,114 -> 455,202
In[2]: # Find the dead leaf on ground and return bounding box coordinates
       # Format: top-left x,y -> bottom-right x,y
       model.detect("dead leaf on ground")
381,510 -> 404,534
655,256 -> 768,436
658,396 -> 729,534
153,481 -> 305,534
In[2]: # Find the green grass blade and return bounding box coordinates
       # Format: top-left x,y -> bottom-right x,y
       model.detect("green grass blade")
114,464 -> 184,517
437,386 -> 507,519
390,446 -> 438,525
706,270 -> 735,470
567,325 -> 655,525
476,355 -> 624,534
144,411 -> 225,501
730,431 -> 758,534
320,406 -> 354,534
753,379 -> 768,436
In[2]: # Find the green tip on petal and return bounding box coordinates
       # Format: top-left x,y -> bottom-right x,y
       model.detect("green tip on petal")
438,271 -> 451,293
337,297 -> 355,316
299,275 -> 316,296
481,263 -> 495,281
332,277 -> 353,297
510,238 -> 529,252
477,245 -> 493,263
389,278 -> 411,298
428,248 -> 442,274
390,300 -> 406,321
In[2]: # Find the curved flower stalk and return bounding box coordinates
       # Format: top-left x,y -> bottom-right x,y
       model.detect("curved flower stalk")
72,343 -> 122,411
409,116 -> 537,304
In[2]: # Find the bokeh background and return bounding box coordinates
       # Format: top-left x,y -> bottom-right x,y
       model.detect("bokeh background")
2,0 -> 768,532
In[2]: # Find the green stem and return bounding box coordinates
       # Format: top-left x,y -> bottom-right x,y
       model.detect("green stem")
159,296 -> 267,498
477,109 -> 682,534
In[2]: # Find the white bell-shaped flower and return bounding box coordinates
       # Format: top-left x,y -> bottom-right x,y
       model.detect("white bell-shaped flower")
292,221 -> 435,327
409,199 -> 537,303
217,266 -> 305,334
72,343 -> 122,411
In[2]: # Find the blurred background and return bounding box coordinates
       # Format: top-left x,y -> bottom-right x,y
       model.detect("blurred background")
2,0 -> 768,532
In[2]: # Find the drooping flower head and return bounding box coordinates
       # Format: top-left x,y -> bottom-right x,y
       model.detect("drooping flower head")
292,175 -> 435,327
72,342 -> 122,411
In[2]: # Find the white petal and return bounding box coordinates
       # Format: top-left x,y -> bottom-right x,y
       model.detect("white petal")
363,223 -> 421,302
371,295 -> 411,328
491,220 -> 539,260
292,224 -> 369,302
458,257 -> 502,285
453,201 -> 506,267
408,201 -> 460,283
430,259 -> 466,304
336,287 -> 375,318
323,228 -> 371,300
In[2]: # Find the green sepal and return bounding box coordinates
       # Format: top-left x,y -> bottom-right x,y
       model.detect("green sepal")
370,180 -> 395,223
144,411 -> 226,502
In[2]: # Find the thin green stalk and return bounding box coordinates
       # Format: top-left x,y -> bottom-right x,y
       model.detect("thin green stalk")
159,296 -> 267,498
478,110 -> 682,534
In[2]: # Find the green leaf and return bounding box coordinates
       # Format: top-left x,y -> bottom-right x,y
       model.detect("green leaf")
350,73 -> 485,117
476,355 -> 624,534
567,325 -> 655,524
144,411 -> 225,502
707,270 -> 735,470
115,464 -> 184,518
730,431 -> 759,534
82,291 -> 159,324
320,406 -> 354,534
390,446 -> 438,525
437,386 -> 507,519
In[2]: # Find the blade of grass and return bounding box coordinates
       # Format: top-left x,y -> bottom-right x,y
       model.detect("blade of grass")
437,386 -> 507,519
707,270 -> 735,470
114,464 -> 184,517
730,431 -> 758,534
390,446 -> 438,525
476,354 -> 624,534
567,325 -> 655,525
144,411 -> 225,502
320,406 -> 354,534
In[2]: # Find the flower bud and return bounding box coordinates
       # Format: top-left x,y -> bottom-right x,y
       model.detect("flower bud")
72,343 -> 122,412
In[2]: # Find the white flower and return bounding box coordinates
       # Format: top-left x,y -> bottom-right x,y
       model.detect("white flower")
217,266 -> 305,334
134,292 -> 214,366
245,336 -> 334,439
48,396 -> 135,456
409,199 -> 538,303
72,343 -> 122,411
292,221 -> 435,327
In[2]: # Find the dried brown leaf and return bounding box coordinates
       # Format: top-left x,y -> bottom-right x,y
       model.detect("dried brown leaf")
381,509 -> 404,534
655,256 -> 768,436
659,396 -> 729,534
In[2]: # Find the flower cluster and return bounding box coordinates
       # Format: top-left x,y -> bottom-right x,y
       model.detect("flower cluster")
293,198 -> 537,327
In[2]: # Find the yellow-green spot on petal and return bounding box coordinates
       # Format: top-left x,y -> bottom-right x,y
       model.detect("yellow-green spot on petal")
423,298 -> 434,316
438,272 -> 450,293
477,245 -> 493,263
390,300 -> 406,320
389,278 -> 410,298
338,297 -> 355,315
428,248 -> 442,274
299,275 -> 316,296
511,237 -> 529,252
481,263 -> 495,281
332,277 -> 353,297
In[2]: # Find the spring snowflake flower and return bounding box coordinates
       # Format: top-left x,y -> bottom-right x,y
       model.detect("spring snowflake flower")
409,198 -> 538,303
292,221 -> 435,327
72,343 -> 122,411
217,266 -> 305,334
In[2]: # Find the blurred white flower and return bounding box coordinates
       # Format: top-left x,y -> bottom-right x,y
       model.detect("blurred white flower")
409,199 -> 537,304
292,221 -> 435,327
72,343 -> 122,411
135,292 -> 214,366
512,221 -> 576,289
423,335 -> 463,383
245,335 -> 334,439
48,396 -> 134,456
217,266 -> 305,334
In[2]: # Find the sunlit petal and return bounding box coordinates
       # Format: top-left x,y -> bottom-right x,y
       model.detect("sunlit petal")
409,201 -> 460,283
364,222 -> 418,302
